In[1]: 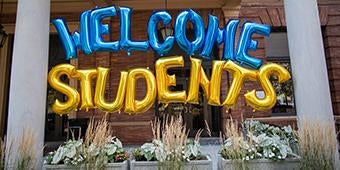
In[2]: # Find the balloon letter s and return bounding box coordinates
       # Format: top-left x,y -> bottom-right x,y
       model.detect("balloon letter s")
48,64 -> 80,115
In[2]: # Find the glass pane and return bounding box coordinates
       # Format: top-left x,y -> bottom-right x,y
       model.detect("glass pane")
270,61 -> 296,115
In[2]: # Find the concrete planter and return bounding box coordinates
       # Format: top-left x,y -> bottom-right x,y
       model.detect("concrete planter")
130,156 -> 212,170
218,156 -> 300,170
42,160 -> 129,170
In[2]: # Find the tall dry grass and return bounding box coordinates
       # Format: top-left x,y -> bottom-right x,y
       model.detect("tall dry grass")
151,116 -> 193,170
152,116 -> 189,162
298,120 -> 337,170
85,116 -> 112,170
220,118 -> 246,160
15,129 -> 37,170
0,129 -> 38,170
0,138 -> 6,169
85,117 -> 112,148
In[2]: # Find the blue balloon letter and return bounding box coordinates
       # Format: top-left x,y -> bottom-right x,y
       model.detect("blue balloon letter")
175,9 -> 205,56
200,15 -> 224,60
120,7 -> 149,55
148,11 -> 174,56
80,10 -> 92,54
236,22 -> 271,69
89,6 -> 119,52
52,19 -> 77,60
223,19 -> 239,61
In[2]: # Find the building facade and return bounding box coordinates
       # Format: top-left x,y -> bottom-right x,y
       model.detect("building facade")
0,0 -> 339,146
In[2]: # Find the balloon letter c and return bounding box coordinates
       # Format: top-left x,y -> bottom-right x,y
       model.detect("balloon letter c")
148,11 -> 174,56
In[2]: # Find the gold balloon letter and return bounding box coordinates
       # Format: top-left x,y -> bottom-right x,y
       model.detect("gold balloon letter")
48,64 -> 80,115
222,61 -> 258,108
155,56 -> 186,103
187,58 -> 210,104
94,67 -> 128,113
73,69 -> 98,110
125,68 -> 157,114
244,63 -> 291,110
207,60 -> 226,106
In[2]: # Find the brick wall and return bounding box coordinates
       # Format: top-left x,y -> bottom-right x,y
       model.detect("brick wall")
235,0 -> 340,120
51,1 -> 340,143
75,9 -> 225,144
323,4 -> 340,116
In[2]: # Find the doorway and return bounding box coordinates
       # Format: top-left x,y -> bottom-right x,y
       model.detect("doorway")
45,35 -> 69,142
155,29 -> 221,137
0,35 -> 13,139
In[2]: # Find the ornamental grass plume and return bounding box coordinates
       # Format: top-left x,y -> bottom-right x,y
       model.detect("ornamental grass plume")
220,118 -> 246,160
16,129 -> 37,170
141,115 -> 205,169
85,116 -> 112,148
85,116 -> 113,169
150,116 -> 189,169
220,118 -> 298,168
298,120 -> 337,170
152,116 -> 189,163
45,116 -> 128,167
0,138 -> 6,169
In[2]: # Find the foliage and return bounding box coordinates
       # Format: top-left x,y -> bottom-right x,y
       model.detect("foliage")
243,120 -> 299,154
133,116 -> 206,164
45,139 -> 85,165
133,138 -> 204,162
220,120 -> 299,161
44,117 -> 128,168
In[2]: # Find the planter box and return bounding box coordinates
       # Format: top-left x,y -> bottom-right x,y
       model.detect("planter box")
43,160 -> 128,170
218,156 -> 300,170
130,156 -> 212,170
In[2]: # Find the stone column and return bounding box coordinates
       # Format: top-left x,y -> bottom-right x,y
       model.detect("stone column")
6,0 -> 50,168
284,0 -> 339,166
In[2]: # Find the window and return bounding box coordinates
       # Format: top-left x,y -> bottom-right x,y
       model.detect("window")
265,32 -> 296,116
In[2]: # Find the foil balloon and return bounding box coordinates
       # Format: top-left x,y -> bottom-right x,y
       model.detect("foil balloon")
222,61 -> 258,109
120,7 -> 149,54
89,6 -> 120,52
175,9 -> 205,55
73,69 -> 98,111
187,58 -> 210,104
148,11 -> 174,56
48,64 -> 80,115
245,63 -> 291,110
222,19 -> 239,61
207,60 -> 226,106
199,15 -> 223,60
124,68 -> 157,114
235,22 -> 271,69
155,56 -> 186,103
52,19 -> 77,60
94,67 -> 128,113
78,10 -> 92,54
